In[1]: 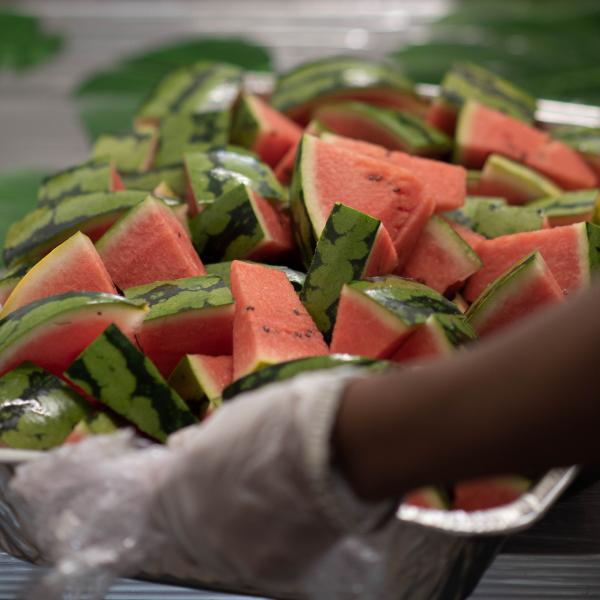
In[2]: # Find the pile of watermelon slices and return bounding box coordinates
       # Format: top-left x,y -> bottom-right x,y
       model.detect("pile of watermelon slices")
1,57 -> 599,514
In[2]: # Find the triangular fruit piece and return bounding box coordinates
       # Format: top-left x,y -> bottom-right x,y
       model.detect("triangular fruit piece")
0,292 -> 147,377
529,189 -> 599,227
330,277 -> 462,358
1,232 -> 116,316
467,252 -> 564,338
124,275 -> 234,378
65,324 -> 196,442
190,185 -> 294,263
291,134 -> 433,267
168,354 -> 233,417
230,261 -> 328,380
231,93 -> 303,168
301,203 -> 398,340
463,222 -> 600,301
401,215 -> 482,294
455,101 -> 596,190
321,132 -> 466,213
390,313 -> 475,365
97,195 -> 205,290
404,486 -> 450,510
453,475 -> 531,511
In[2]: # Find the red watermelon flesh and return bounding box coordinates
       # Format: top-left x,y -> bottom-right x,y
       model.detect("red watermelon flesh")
230,261 -> 328,380
453,475 -> 531,511
463,224 -> 590,302
190,354 -> 233,401
442,217 -> 486,250
404,487 -> 449,509
138,307 -> 234,378
456,101 -> 596,190
330,284 -> 412,358
111,166 -> 125,191
274,143 -> 298,185
389,317 -> 454,365
301,135 -> 433,266
363,224 -> 399,277
426,99 -> 457,136
97,196 -> 205,290
321,133 -> 466,212
1,232 -> 116,316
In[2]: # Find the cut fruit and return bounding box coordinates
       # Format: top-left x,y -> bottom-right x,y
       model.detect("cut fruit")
478,154 -> 561,205
455,101 -> 597,190
121,164 -> 187,198
404,487 -> 450,509
205,261 -> 306,291
65,324 -> 196,442
330,277 -> 462,358
463,222 -> 600,301
1,232 -> 116,316
401,215 -> 482,294
91,127 -> 158,173
551,124 -> 600,182
190,185 -> 294,263
529,189 -> 599,227
270,56 -> 424,125
3,190 -> 148,267
472,201 -> 547,239
290,134 -> 432,267
223,354 -> 390,400
0,292 -> 147,377
97,195 -> 205,290
37,158 -> 124,207
453,475 -> 531,511
0,363 -> 90,450
124,275 -> 234,378
168,354 -> 232,417
230,93 -> 303,168
467,252 -> 564,338
300,203 -> 398,340
230,261 -> 328,380
390,313 -> 475,364
313,101 -> 451,157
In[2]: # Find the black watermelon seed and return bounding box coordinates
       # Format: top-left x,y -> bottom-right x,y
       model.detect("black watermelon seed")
368,174 -> 383,182
292,308 -> 301,316
262,325 -> 270,333
392,187 -> 402,194
246,305 -> 255,311
305,330 -> 313,337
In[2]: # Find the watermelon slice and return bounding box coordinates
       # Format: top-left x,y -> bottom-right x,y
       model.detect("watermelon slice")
230,261 -> 328,380
390,313 -> 475,365
0,292 -> 147,377
401,215 -> 482,294
404,487 -> 449,510
223,354 -> 389,401
124,275 -> 234,378
470,201 -> 547,239
37,158 -> 124,207
313,102 -> 451,157
190,185 -> 294,263
529,189 -> 599,227
205,261 -> 306,292
65,324 -> 196,442
1,232 -> 116,316
231,93 -> 303,168
478,154 -> 561,205
455,101 -> 596,190
91,127 -> 158,173
453,475 -> 531,511
168,354 -> 232,416
551,124 -> 600,183
300,203 -> 398,340
291,134 -> 433,267
467,252 -> 564,338
321,132 -> 467,213
97,196 -> 205,290
330,277 -> 463,358
464,222 -> 600,301
0,363 -> 90,450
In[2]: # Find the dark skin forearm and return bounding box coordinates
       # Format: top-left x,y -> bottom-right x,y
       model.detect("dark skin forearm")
333,280 -> 600,502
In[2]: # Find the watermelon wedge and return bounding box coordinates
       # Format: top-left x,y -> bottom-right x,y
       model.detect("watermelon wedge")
453,475 -> 531,511
0,292 -> 148,377
124,275 -> 234,378
552,124 -> 600,183
291,134 -> 432,267
464,222 -> 600,301
91,127 -> 158,173
470,201 -> 547,239
97,195 -> 205,290
205,261 -> 306,291
529,189 -> 599,227
1,232 -> 116,317
467,252 -> 564,338
168,354 -> 233,416
230,261 -> 328,380
231,93 -> 303,168
66,324 -> 196,442
300,203 -> 398,340
401,215 -> 482,294
456,101 -> 597,190
121,164 -> 187,198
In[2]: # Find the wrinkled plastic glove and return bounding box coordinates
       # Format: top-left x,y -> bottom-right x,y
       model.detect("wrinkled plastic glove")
10,368 -> 397,599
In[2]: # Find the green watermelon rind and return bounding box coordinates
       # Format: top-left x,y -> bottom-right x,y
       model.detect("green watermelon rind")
472,202 -> 546,239
119,164 -> 187,197
528,189 -> 599,222
91,129 -> 156,173
229,93 -> 261,150
223,353 -> 391,400
551,125 -> 600,157
585,222 -> 600,274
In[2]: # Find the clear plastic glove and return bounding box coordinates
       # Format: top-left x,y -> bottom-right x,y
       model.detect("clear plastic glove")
10,368 -> 397,599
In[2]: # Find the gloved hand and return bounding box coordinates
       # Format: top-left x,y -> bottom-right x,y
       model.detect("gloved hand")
10,367 -> 396,599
